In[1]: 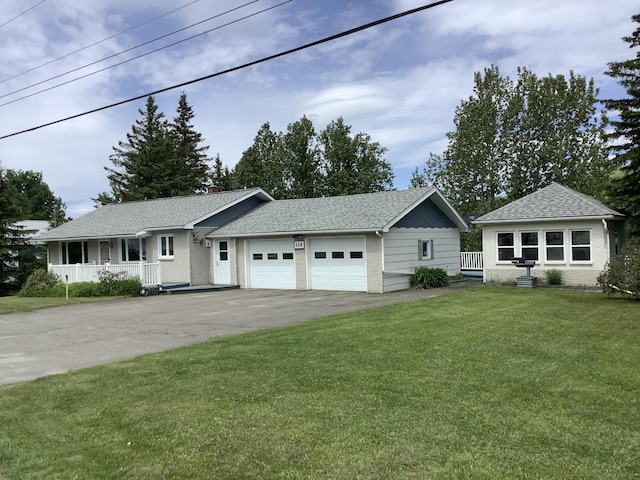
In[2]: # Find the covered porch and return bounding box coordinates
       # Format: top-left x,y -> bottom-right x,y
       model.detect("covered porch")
48,262 -> 162,288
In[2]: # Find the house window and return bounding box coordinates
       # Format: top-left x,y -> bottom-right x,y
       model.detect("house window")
314,252 -> 327,259
545,231 -> 564,261
282,252 -> 294,260
61,241 -> 88,264
571,230 -> 591,261
267,253 -> 278,260
159,235 -> 174,259
350,251 -> 363,259
332,251 -> 345,259
419,239 -> 433,260
497,233 -> 514,261
120,238 -> 146,262
253,253 -> 263,260
521,232 -> 539,261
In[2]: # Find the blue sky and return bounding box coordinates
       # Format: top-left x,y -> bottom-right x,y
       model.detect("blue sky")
0,0 -> 636,218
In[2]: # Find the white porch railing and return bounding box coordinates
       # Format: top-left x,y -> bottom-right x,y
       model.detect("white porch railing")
461,252 -> 483,271
49,262 -> 161,287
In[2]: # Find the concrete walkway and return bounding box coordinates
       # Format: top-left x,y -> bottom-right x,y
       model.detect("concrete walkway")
0,285 -> 466,385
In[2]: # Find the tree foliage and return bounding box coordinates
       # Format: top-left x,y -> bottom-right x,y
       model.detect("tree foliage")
415,65 -> 613,221
3,169 -> 68,225
603,14 -> 640,236
96,94 -> 210,203
0,166 -> 30,295
598,237 -> 640,300
230,116 -> 393,198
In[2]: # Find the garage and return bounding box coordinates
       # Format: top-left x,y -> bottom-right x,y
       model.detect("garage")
247,239 -> 296,289
308,237 -> 367,291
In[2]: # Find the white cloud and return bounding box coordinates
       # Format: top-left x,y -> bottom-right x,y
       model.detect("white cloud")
0,0 -> 636,217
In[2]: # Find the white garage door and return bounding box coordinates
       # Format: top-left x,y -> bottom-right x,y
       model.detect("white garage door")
247,239 -> 296,289
308,237 -> 367,291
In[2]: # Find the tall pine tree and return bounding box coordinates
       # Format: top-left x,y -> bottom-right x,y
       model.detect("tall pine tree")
0,166 -> 29,295
169,92 -> 211,195
96,94 -> 210,203
604,14 -> 640,236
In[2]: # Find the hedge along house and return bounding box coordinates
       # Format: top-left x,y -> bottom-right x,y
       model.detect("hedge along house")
473,183 -> 627,286
33,188 -> 274,287
208,187 -> 468,293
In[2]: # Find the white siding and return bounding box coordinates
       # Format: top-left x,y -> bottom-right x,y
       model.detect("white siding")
383,228 -> 461,292
481,219 -> 610,286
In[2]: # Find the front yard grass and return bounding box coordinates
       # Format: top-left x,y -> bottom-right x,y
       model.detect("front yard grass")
0,286 -> 638,479
0,296 -> 118,314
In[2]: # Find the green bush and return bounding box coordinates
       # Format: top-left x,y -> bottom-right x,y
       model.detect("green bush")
410,267 -> 450,289
18,277 -> 142,298
598,238 -> 640,300
20,269 -> 61,291
545,269 -> 563,285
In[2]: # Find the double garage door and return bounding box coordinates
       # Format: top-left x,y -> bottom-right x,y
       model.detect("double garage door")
247,237 -> 367,291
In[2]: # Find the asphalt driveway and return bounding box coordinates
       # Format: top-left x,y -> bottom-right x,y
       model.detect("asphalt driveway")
0,286 -> 464,385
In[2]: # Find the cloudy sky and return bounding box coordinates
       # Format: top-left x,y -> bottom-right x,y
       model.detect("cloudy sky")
0,0 -> 636,218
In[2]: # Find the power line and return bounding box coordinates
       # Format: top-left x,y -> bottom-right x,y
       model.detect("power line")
0,0 -> 203,85
0,0 -> 47,29
0,0 -> 264,101
0,0 -> 454,141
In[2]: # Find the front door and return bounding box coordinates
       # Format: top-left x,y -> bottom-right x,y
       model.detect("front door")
215,239 -> 231,284
99,241 -> 111,265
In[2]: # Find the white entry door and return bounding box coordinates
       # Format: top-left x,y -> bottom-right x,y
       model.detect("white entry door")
215,239 -> 231,284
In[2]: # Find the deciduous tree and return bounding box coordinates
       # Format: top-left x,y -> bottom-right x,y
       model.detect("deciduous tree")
415,65 -> 612,220
321,117 -> 393,196
4,169 -> 67,225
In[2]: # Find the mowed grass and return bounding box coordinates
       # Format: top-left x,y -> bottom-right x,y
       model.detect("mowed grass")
0,286 -> 638,479
0,296 -> 117,314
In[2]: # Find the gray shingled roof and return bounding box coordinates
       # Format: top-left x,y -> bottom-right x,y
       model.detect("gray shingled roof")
211,187 -> 464,236
34,189 -> 267,241
474,183 -> 624,224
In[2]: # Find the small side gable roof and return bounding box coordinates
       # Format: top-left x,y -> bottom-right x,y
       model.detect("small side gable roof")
34,188 -> 272,242
473,183 -> 625,224
210,187 -> 467,237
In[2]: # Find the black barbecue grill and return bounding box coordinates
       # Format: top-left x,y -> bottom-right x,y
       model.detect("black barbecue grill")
511,257 -> 537,287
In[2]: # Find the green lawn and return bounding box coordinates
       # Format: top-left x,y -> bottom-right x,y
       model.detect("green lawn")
0,286 -> 638,479
0,296 -> 120,314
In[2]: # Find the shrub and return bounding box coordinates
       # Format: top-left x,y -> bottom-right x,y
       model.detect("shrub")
21,269 -> 60,290
410,267 -> 450,289
545,269 -> 563,285
597,238 -> 640,300
17,269 -> 61,296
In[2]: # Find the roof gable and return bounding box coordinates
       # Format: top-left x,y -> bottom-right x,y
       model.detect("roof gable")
212,187 -> 467,237
34,189 -> 272,241
474,183 -> 624,224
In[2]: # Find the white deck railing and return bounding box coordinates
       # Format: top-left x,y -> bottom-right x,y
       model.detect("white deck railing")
49,262 -> 161,287
461,252 -> 483,271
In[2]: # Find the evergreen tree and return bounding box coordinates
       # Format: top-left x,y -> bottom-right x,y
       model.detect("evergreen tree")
96,94 -> 211,203
320,117 -> 393,196
604,14 -> 640,235
0,166 -> 29,295
169,92 -> 211,195
210,154 -> 232,191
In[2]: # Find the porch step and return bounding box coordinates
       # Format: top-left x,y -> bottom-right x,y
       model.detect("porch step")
161,284 -> 240,295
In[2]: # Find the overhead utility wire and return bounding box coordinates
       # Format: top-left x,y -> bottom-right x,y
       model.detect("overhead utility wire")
0,0 -> 453,140
0,0 -> 203,84
0,0 -> 47,29
0,0 -> 263,101
0,0 -> 283,108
